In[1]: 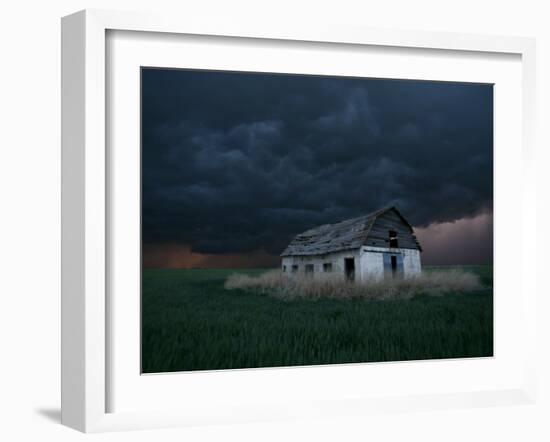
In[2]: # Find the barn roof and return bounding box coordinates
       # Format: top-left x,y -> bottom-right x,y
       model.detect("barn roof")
280,206 -> 419,256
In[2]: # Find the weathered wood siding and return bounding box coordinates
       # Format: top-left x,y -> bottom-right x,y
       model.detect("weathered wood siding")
363,210 -> 421,251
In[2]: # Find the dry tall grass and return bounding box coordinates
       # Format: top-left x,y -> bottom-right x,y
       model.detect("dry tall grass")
224,268 -> 482,301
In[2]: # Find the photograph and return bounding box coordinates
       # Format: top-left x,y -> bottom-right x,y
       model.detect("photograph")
141,68 -> 494,373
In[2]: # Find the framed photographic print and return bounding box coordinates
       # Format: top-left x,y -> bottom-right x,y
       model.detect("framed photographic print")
61,9 -> 537,432
140,68 -> 493,374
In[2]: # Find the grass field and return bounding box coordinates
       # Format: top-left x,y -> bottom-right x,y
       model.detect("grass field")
142,266 -> 493,373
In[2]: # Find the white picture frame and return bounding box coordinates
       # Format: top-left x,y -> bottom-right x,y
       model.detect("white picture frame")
61,9 -> 537,433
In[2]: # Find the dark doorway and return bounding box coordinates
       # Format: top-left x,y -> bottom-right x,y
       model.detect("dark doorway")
383,253 -> 404,277
344,258 -> 355,281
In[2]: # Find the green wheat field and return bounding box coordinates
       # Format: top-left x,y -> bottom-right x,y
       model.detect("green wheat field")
141,266 -> 493,373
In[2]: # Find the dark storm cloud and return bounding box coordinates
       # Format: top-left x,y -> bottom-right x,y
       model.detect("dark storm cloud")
142,69 -> 493,258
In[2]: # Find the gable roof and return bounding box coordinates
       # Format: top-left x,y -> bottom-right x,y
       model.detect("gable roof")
280,206 -> 420,256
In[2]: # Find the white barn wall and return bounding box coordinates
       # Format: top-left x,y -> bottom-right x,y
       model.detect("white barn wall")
282,246 -> 422,282
281,250 -> 360,280
359,249 -> 385,281
402,249 -> 422,274
359,246 -> 422,280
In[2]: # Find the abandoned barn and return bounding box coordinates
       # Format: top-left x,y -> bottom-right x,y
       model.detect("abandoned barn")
280,206 -> 422,281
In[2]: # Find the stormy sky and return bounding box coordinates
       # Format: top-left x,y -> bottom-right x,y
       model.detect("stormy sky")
142,68 -> 493,268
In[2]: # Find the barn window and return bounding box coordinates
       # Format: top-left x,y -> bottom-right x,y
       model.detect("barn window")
323,263 -> 333,272
291,265 -> 299,273
282,265 -> 286,272
389,230 -> 398,248
305,264 -> 314,275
